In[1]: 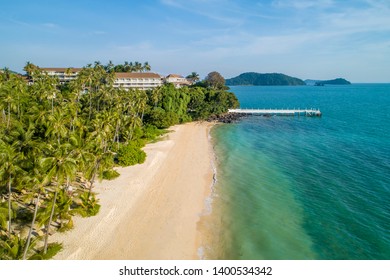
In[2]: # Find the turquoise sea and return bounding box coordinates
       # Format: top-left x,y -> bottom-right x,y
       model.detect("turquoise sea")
205,84 -> 390,260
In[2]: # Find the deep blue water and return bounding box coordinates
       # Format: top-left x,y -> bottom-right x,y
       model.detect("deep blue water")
207,84 -> 390,259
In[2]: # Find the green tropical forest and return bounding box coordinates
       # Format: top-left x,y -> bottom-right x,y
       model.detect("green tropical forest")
225,72 -> 306,86
0,62 -> 239,259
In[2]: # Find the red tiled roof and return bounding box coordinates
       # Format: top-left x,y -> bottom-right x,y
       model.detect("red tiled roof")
166,74 -> 184,78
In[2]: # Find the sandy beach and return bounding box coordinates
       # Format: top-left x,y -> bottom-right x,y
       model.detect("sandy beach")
52,122 -> 214,259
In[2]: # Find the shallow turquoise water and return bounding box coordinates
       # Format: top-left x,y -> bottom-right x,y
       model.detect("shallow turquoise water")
209,84 -> 390,259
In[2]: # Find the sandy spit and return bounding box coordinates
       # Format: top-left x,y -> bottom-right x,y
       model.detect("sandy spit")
52,122 -> 215,259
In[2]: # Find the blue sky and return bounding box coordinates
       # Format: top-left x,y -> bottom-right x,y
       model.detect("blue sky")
1,0 -> 389,82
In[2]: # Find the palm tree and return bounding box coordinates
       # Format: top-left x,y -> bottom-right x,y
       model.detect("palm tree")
22,155 -> 46,260
143,62 -> 151,72
0,141 -> 23,237
186,72 -> 200,83
45,108 -> 69,145
134,61 -> 142,72
135,89 -> 147,123
69,130 -> 94,175
22,191 -> 41,259
40,143 -> 77,253
6,122 -> 41,177
123,61 -> 130,72
150,87 -> 162,108
12,74 -> 28,121
128,62 -> 134,72
1,67 -> 11,80
23,61 -> 39,82
84,113 -> 115,196
28,72 -> 59,113
77,66 -> 95,120
0,78 -> 19,128
0,202 -> 8,231
104,60 -> 114,73
0,234 -> 38,260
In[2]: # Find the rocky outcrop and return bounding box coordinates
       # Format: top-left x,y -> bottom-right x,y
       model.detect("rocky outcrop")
208,112 -> 248,123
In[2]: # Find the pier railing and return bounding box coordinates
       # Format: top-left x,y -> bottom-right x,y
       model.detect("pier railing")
228,108 -> 322,117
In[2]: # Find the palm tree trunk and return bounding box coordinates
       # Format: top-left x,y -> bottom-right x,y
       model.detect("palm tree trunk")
116,124 -> 120,149
72,105 -> 78,132
7,103 -> 11,128
43,189 -> 58,254
88,159 -> 100,198
141,107 -> 145,123
128,119 -> 136,142
23,192 -> 41,260
89,93 -> 92,121
114,121 -> 120,148
7,177 -> 12,238
17,94 -> 20,120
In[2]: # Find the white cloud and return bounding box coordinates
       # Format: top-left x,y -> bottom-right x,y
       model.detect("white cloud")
113,42 -> 154,52
91,31 -> 106,35
160,0 -> 244,26
272,0 -> 334,9
42,22 -> 59,28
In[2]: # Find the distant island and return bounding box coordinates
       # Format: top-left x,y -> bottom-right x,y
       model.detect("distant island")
226,72 -> 306,86
305,78 -> 351,86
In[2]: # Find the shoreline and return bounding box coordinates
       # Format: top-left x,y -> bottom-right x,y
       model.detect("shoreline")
197,122 -> 219,259
52,121 -> 215,259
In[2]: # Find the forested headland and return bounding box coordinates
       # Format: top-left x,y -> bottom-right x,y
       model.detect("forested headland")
0,63 -> 238,259
304,78 -> 351,86
225,72 -> 306,86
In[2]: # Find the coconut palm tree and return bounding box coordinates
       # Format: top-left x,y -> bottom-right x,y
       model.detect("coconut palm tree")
0,234 -> 39,260
23,62 -> 40,82
104,60 -> 115,73
186,72 -> 200,83
1,67 -> 11,80
28,72 -> 59,113
123,61 -> 130,72
0,78 -> 18,128
150,87 -> 163,108
143,62 -> 151,72
0,141 -> 23,237
45,108 -> 70,145
77,66 -> 96,121
22,190 -> 41,260
22,156 -> 47,260
84,114 -> 115,196
69,130 -> 93,172
134,61 -> 142,72
40,143 -> 77,253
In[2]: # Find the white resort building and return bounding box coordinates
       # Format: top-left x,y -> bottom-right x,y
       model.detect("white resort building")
41,68 -> 81,83
165,74 -> 192,88
114,72 -> 163,90
40,67 -> 192,90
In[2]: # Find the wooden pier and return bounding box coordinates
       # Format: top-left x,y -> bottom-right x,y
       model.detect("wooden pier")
228,108 -> 322,117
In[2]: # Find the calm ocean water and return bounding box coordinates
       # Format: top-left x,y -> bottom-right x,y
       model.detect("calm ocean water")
205,84 -> 390,260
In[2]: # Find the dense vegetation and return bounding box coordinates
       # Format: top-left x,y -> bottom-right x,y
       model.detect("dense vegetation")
103,60 -> 151,73
0,63 -> 238,259
305,78 -> 351,85
225,72 -> 306,86
315,78 -> 351,85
